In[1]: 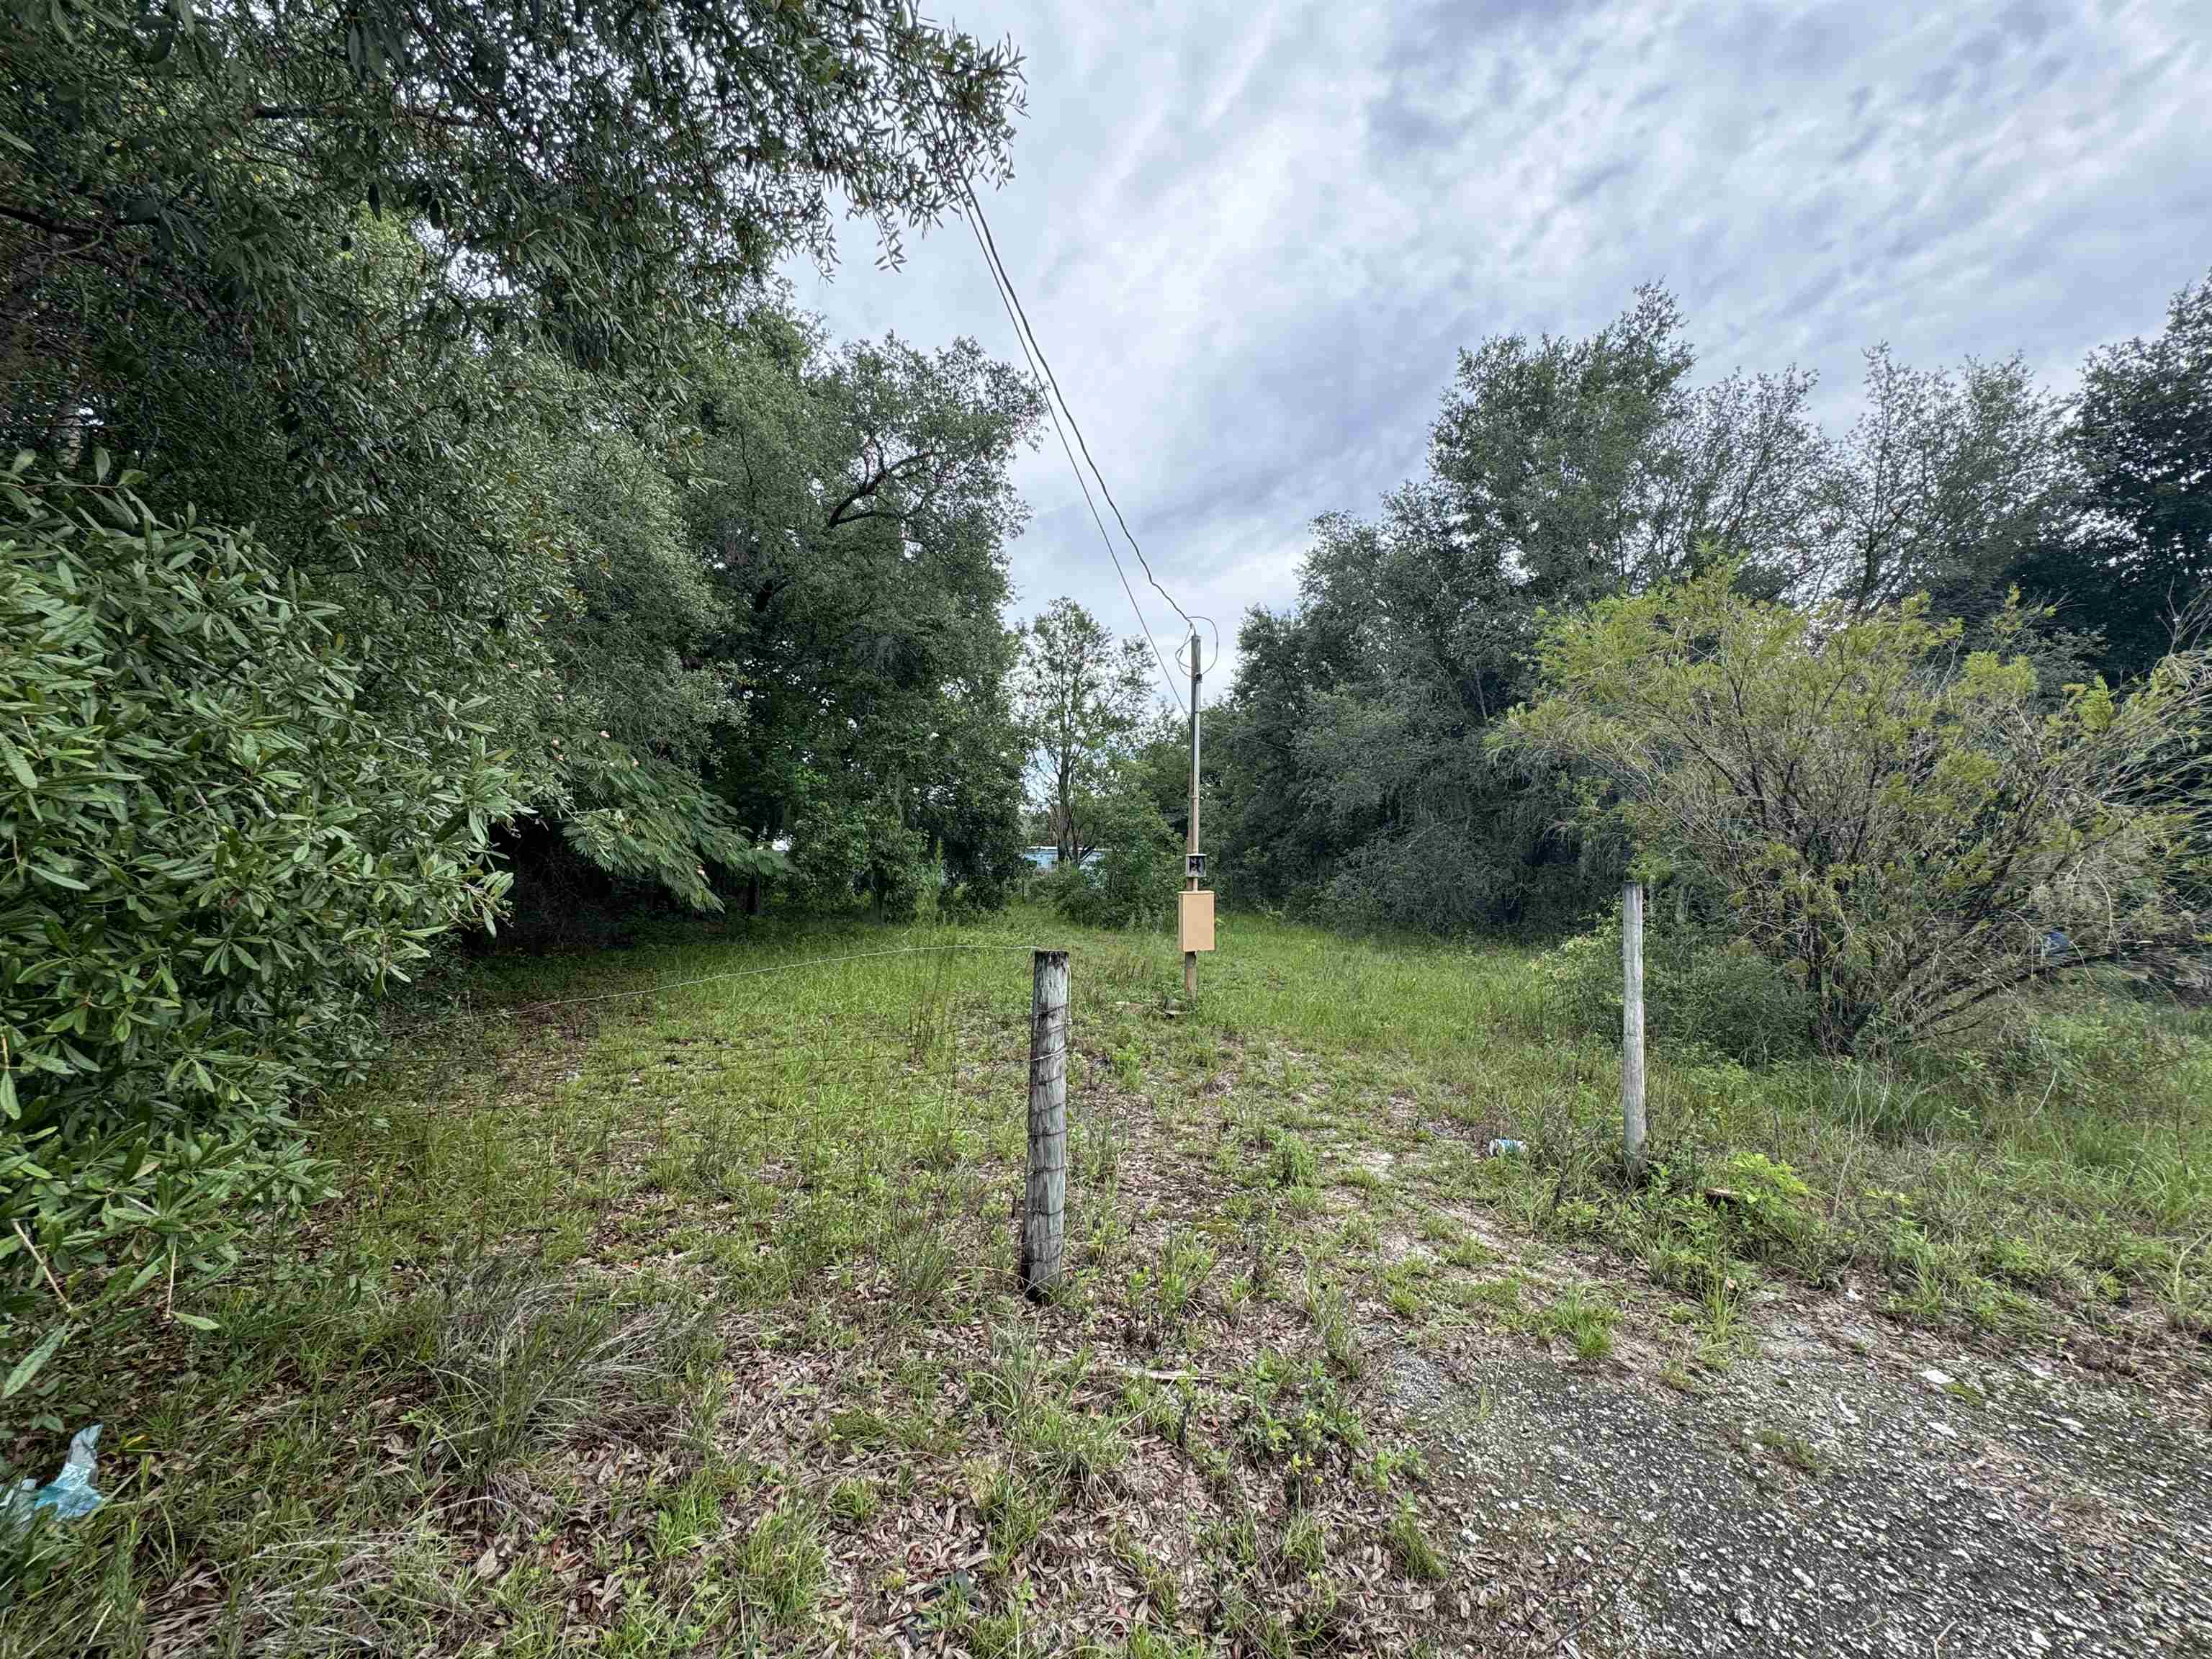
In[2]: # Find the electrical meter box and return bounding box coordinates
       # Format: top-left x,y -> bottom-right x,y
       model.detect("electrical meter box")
1179,889 -> 1215,953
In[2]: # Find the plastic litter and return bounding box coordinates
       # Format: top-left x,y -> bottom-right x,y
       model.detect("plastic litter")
1485,1138 -> 1526,1158
4,1424 -> 105,1529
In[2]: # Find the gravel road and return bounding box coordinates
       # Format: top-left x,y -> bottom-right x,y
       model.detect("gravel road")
1388,1293 -> 2212,1658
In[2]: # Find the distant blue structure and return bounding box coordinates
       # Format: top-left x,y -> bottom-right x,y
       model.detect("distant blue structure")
1022,845 -> 1100,871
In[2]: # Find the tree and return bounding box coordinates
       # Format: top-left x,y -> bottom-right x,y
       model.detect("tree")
1125,708 -> 1210,853
1012,599 -> 1156,866
1430,284 -> 1827,605
3,0 -> 1022,410
2008,269 -> 2212,685
1,0 -> 1028,922
1506,565 -> 2212,1055
1209,285 -> 2159,941
1210,607 -> 1340,912
1812,347 -> 2073,622
683,320 -> 1043,914
1210,289 -> 1820,934
1283,490 -> 1586,932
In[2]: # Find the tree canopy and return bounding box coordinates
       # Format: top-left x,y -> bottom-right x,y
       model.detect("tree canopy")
1,0 -> 1047,1392
1210,273 -> 2212,938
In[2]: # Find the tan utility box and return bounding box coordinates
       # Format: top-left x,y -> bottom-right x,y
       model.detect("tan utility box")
1179,889 -> 1215,953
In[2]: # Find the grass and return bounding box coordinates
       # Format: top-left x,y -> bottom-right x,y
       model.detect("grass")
3,903 -> 2206,1654
1537,1284 -> 1619,1361
1752,1426 -> 1830,1477
1385,1501 -> 1449,1583
732,1503 -> 828,1629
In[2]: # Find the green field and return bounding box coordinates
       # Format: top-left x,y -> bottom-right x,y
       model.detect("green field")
6,907 -> 2207,1655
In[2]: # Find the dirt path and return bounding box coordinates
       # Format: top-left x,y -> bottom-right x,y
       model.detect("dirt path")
1387,1293 -> 2212,1657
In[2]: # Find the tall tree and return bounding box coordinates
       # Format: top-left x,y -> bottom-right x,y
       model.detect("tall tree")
1210,607 -> 1341,910
1,0 -> 1028,914
1215,288 -> 1823,933
1429,284 -> 1827,605
683,318 -> 1045,913
3,0 -> 1022,410
1812,347 -> 2072,621
2008,269 -> 2212,683
1012,599 -> 1156,866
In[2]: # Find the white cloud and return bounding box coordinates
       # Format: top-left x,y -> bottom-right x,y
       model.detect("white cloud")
788,0 -> 2211,695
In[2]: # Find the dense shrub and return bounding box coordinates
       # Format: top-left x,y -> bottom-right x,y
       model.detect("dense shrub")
1043,784 -> 1181,930
1,462 -> 515,1407
1537,896 -> 1814,1064
1511,565 -> 2212,1054
783,784 -> 939,919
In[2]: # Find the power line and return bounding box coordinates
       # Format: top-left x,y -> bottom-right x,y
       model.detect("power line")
925,102 -> 1223,693
958,180 -> 1206,645
951,198 -> 1187,713
945,189 -> 1187,714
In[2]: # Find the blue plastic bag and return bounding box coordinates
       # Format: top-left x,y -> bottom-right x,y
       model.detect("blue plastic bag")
4,1424 -> 104,1529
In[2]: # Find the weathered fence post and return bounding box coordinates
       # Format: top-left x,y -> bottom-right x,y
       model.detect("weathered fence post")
1622,879 -> 1647,1174
1022,948 -> 1070,1298
1184,628 -> 1202,1004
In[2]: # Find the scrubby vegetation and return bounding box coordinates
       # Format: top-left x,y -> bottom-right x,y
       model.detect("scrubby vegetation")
4,0 -> 2208,1645
3,909 -> 2203,1652
1509,566 -> 2212,1054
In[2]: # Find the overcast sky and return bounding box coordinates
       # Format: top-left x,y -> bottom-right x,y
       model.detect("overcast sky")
791,0 -> 2211,700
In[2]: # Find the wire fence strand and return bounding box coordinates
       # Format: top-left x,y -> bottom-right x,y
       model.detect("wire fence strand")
390,942 -> 1052,1037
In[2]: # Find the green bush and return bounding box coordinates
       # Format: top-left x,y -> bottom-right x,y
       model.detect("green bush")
1,461 -> 516,1410
1707,1150 -> 1820,1255
1537,897 -> 1812,1064
781,783 -> 937,919
1511,565 -> 2212,1055
1046,782 -> 1181,930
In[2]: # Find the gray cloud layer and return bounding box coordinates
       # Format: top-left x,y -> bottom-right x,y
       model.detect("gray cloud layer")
790,0 -> 2211,694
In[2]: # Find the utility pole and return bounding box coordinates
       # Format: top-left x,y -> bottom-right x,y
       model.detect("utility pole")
1184,629 -> 1202,1002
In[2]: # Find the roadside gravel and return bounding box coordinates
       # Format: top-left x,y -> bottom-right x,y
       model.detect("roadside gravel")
1388,1294 -> 2212,1657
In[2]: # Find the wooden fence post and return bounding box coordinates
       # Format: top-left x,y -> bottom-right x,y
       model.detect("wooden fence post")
1184,628 -> 1202,1004
1622,880 -> 1647,1174
1022,948 -> 1070,1298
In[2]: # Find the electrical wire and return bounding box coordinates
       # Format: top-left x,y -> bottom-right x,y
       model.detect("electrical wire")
923,95 -> 1224,699
1175,620 -> 1224,679
951,194 -> 1187,713
925,127 -> 1215,709
959,181 -> 1201,643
